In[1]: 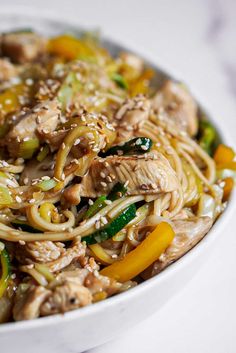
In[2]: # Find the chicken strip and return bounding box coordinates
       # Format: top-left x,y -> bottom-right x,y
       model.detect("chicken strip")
142,216 -> 213,278
0,32 -> 46,64
115,95 -> 151,143
5,99 -> 61,157
152,80 -> 198,136
78,151 -> 179,198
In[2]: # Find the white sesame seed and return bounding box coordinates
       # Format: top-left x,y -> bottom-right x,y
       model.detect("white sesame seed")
74,138 -> 81,146
15,196 -> 22,203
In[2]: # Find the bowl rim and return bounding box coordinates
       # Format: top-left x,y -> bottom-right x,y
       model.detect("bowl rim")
0,5 -> 235,334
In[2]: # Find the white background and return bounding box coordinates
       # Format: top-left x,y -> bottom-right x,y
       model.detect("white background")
1,1 -> 236,352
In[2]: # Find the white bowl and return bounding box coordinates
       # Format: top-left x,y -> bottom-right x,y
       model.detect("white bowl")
0,8 -> 235,353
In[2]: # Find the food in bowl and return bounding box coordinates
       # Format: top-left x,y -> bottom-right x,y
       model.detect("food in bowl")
0,30 -> 235,323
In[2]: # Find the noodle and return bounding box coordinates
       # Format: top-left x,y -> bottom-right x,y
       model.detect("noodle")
0,30 -> 232,323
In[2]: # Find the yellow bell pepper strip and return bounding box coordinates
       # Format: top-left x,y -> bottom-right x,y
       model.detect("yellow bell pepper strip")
216,161 -> 236,171
0,243 -> 11,299
129,68 -> 154,97
47,35 -> 95,61
100,222 -> 175,282
214,144 -> 235,165
222,177 -> 234,202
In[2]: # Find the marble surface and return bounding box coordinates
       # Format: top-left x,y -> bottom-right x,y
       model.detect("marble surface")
1,0 -> 236,352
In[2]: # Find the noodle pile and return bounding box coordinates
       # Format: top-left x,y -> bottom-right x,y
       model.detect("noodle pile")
0,30 -> 234,323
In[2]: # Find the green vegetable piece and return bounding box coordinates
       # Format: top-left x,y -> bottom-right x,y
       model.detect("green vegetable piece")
104,137 -> 153,157
11,220 -> 42,233
6,28 -> 33,34
111,73 -> 128,89
19,138 -> 40,159
0,186 -> 13,206
107,182 -> 127,201
84,195 -> 107,219
0,246 -> 11,299
58,72 -> 82,111
83,204 -> 136,244
198,120 -> 217,156
37,145 -> 49,162
36,179 -> 57,191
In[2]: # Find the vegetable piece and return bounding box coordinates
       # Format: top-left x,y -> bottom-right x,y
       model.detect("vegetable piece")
222,177 -> 234,201
100,222 -> 175,282
0,244 -> 11,299
197,194 -> 216,218
19,138 -> 40,159
37,145 -> 50,162
84,183 -> 127,220
216,161 -> 236,171
84,195 -> 107,219
103,137 -> 153,157
107,182 -> 127,201
34,263 -> 54,282
36,179 -> 57,191
57,72 -> 81,111
198,120 -> 217,155
89,244 -> 114,265
83,204 -> 136,245
47,34 -> 94,61
111,73 -> 128,89
214,144 -> 235,164
11,220 -> 41,233
129,68 -> 154,97
39,202 -> 58,223
0,186 -> 13,206
5,28 -> 33,34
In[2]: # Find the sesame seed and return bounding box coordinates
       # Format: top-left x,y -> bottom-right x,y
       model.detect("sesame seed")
15,196 -> 22,203
100,181 -> 107,187
74,138 -> 81,146
104,199 -> 112,205
101,216 -> 108,225
141,145 -> 149,151
88,199 -> 94,205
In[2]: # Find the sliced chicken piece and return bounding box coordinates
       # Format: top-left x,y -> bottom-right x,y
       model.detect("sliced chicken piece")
0,58 -> 18,81
45,240 -> 86,273
120,52 -> 144,80
0,296 -> 13,323
19,156 -> 54,185
151,80 -> 198,136
115,95 -> 151,143
1,32 -> 46,64
5,99 -> 61,157
13,285 -> 50,321
79,151 -> 179,198
142,216 -> 213,279
15,241 -> 66,264
40,280 -> 92,316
